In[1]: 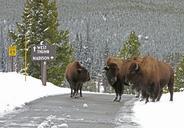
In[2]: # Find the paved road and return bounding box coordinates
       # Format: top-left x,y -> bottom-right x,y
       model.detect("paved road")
0,93 -> 140,128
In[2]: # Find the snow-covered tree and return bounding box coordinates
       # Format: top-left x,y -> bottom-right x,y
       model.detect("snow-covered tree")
9,0 -> 73,86
174,57 -> 184,92
118,31 -> 141,59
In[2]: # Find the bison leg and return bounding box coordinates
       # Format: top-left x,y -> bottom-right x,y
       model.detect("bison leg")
116,94 -> 121,102
72,83 -> 79,98
113,88 -> 118,102
112,81 -> 124,102
135,88 -> 141,98
145,97 -> 149,103
116,84 -> 124,102
73,89 -> 77,98
167,72 -> 174,101
152,83 -> 160,102
114,83 -> 123,102
156,89 -> 163,101
145,93 -> 150,104
79,84 -> 83,97
113,94 -> 118,102
142,90 -> 149,103
69,82 -> 75,98
168,85 -> 173,101
168,80 -> 174,101
70,88 -> 74,98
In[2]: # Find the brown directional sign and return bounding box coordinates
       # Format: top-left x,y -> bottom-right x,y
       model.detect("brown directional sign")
31,44 -> 56,61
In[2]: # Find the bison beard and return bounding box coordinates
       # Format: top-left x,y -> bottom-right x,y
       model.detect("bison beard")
65,61 -> 90,98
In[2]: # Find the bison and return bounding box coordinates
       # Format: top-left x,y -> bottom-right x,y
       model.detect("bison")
104,57 -> 130,102
65,61 -> 90,98
127,56 -> 174,103
127,56 -> 161,103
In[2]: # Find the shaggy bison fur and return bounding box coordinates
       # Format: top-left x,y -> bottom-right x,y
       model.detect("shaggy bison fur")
104,57 -> 129,102
127,56 -> 174,103
65,61 -> 90,98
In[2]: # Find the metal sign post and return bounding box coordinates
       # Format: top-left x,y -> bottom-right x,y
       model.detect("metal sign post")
31,42 -> 56,85
41,61 -> 47,86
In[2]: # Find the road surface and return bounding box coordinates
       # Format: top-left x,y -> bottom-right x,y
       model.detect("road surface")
0,93 -> 140,128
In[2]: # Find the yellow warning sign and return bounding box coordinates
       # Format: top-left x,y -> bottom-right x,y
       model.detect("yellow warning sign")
8,45 -> 17,57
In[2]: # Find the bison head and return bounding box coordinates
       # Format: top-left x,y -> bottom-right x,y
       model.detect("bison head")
129,63 -> 140,75
77,67 -> 90,82
104,63 -> 119,85
127,61 -> 143,84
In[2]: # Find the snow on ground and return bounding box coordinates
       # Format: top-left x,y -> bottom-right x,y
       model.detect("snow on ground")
0,72 -> 70,117
133,92 -> 184,128
1,72 -> 184,128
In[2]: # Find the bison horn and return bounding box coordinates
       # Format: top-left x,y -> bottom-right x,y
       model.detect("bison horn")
135,63 -> 139,71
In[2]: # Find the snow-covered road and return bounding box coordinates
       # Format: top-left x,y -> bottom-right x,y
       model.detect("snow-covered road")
0,94 -> 139,128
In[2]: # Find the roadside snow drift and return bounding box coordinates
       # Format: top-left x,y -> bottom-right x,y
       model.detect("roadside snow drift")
0,72 -> 70,116
133,92 -> 184,128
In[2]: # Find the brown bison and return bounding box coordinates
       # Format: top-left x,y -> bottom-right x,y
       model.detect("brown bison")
127,56 -> 174,103
65,61 -> 90,98
104,57 -> 129,102
127,56 -> 161,103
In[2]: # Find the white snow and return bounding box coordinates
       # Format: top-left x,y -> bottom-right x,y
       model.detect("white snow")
0,72 -> 184,128
0,72 -> 70,117
58,123 -> 69,128
133,92 -> 184,128
83,103 -> 88,108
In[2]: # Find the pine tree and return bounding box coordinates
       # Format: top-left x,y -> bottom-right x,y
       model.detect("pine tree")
118,31 -> 141,94
9,0 -> 73,86
174,57 -> 184,92
119,31 -> 140,59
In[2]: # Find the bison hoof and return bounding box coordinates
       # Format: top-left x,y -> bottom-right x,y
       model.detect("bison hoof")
113,98 -> 117,102
116,99 -> 121,102
135,95 -> 139,98
74,94 -> 80,99
145,100 -> 149,104
140,98 -> 144,102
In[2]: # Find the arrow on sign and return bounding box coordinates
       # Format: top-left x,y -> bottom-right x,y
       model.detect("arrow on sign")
33,46 -> 36,52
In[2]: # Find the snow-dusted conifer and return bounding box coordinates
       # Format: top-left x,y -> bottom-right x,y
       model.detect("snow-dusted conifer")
9,0 -> 73,85
175,57 -> 184,92
118,31 -> 141,59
